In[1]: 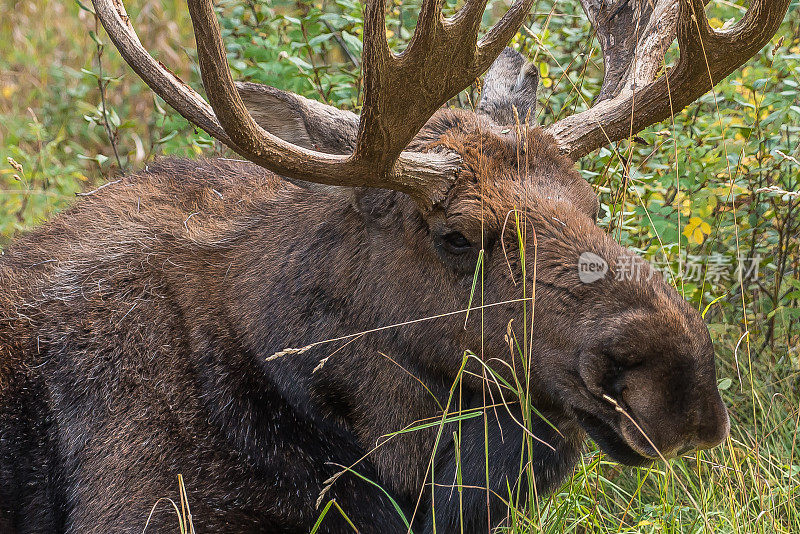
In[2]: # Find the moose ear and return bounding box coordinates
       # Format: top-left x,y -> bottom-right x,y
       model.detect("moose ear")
236,82 -> 378,209
235,82 -> 359,155
477,48 -> 538,127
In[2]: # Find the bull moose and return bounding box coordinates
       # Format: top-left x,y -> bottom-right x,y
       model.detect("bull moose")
0,0 -> 789,532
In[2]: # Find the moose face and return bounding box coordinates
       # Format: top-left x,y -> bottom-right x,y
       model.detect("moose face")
392,108 -> 730,465
232,48 -> 731,465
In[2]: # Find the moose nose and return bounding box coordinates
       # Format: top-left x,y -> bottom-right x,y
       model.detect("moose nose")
693,397 -> 730,451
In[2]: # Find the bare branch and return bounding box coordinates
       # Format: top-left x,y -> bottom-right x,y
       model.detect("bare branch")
92,0 -> 233,145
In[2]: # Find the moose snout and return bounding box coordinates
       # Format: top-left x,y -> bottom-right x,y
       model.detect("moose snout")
689,394 -> 730,452
663,392 -> 730,458
615,369 -> 731,460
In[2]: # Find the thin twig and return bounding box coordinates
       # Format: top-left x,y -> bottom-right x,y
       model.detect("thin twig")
300,19 -> 331,104
322,20 -> 359,68
94,15 -> 124,171
75,179 -> 122,197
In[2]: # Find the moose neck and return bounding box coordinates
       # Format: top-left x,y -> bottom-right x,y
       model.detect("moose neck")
173,186 -> 582,499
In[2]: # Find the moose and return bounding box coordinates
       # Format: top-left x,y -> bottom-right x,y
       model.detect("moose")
0,0 -> 788,532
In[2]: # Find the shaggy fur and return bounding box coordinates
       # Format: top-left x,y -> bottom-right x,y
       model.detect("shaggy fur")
0,110 -> 728,533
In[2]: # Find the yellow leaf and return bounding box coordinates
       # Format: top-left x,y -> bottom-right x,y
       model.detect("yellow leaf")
683,216 -> 710,245
539,62 -> 549,78
677,194 -> 691,216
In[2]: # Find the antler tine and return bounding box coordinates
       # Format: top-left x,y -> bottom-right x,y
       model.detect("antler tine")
410,0 -> 446,49
449,0 -> 490,36
546,0 -> 789,160
352,0 -> 393,165
579,0 -> 665,103
361,0 -> 391,68
96,0 -> 540,209
93,0 -> 234,146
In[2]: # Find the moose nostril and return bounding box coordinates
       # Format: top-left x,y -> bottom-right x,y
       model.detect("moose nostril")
695,404 -> 730,450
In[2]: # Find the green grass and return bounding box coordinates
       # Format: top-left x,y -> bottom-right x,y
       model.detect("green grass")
1,0 -> 798,532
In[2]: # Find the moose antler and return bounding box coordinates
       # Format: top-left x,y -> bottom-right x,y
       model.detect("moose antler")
546,0 -> 789,160
93,0 -> 535,208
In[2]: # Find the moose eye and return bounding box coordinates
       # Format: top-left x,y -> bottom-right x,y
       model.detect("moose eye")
441,231 -> 472,254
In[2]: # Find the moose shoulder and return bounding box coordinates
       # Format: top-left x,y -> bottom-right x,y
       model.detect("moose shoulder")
0,0 -> 787,532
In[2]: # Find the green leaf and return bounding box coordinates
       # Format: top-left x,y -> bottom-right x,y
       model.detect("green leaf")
286,56 -> 313,71
77,153 -> 109,166
88,30 -> 103,47
80,68 -> 99,80
341,30 -> 363,54
382,411 -> 482,438
332,466 -> 413,531
308,33 -> 334,48
309,500 -> 335,534
74,0 -> 95,14
155,131 -> 178,145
